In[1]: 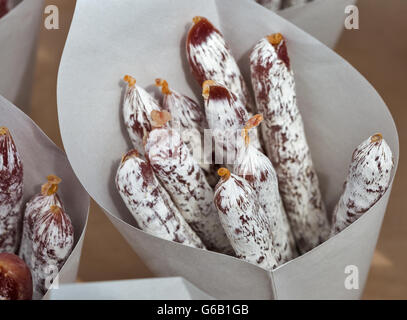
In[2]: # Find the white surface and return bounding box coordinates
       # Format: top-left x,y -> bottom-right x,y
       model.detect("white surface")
48,277 -> 213,300
278,0 -> 357,48
0,0 -> 44,113
57,0 -> 398,299
0,95 -> 89,300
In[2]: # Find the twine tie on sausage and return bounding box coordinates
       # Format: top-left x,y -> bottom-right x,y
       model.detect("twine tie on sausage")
123,75 -> 136,87
242,114 -> 263,147
218,167 -> 231,181
41,175 -> 62,196
155,78 -> 171,95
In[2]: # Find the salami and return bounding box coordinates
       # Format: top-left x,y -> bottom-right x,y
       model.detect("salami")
31,205 -> 74,297
235,115 -> 297,263
122,75 -> 161,156
0,0 -> 20,18
0,127 -> 23,253
19,175 -> 63,265
331,134 -> 394,235
255,0 -> 282,11
214,168 -> 277,270
281,0 -> 308,9
186,16 -> 255,113
202,80 -> 261,166
0,253 -> 32,300
0,0 -> 7,18
116,149 -> 205,249
155,78 -> 215,180
250,34 -> 330,253
155,78 -> 207,135
145,111 -> 233,254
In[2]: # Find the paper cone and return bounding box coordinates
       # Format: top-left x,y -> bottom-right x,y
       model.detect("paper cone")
0,0 -> 44,113
0,95 -> 89,300
278,0 -> 357,48
57,0 -> 398,299
48,277 -> 213,300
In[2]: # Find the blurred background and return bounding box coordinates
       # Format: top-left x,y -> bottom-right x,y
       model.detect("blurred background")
15,0 -> 407,299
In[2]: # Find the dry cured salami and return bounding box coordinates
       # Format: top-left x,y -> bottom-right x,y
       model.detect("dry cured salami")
214,168 -> 277,270
0,127 -> 23,253
116,149 -> 205,249
0,0 -> 8,18
31,205 -> 74,297
18,175 -> 73,298
331,134 -> 393,235
155,78 -> 217,185
145,111 -> 233,254
250,34 -> 330,253
235,115 -> 297,263
122,75 -> 161,156
0,252 -> 33,300
0,0 -> 19,18
19,175 -> 63,265
202,80 -> 261,166
187,16 -> 255,113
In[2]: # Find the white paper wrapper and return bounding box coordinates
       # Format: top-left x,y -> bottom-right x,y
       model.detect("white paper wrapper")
57,0 -> 399,299
0,95 -> 89,300
278,0 -> 357,48
48,277 -> 213,300
0,0 -> 44,113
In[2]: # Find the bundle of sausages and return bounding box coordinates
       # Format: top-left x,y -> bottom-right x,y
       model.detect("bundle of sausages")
116,17 -> 394,270
0,127 -> 74,299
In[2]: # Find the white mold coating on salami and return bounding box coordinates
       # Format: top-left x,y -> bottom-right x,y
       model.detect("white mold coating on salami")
19,193 -> 63,267
158,80 -> 211,172
31,206 -> 74,297
203,82 -> 261,166
235,142 -> 297,264
123,78 -> 161,156
0,128 -> 23,253
157,80 -> 219,187
214,171 -> 277,270
187,17 -> 255,113
116,151 -> 205,249
250,37 -> 330,253
145,127 -> 233,254
331,135 -> 393,235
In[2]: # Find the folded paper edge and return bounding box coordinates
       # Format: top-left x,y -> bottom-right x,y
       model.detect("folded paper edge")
0,94 -> 91,300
